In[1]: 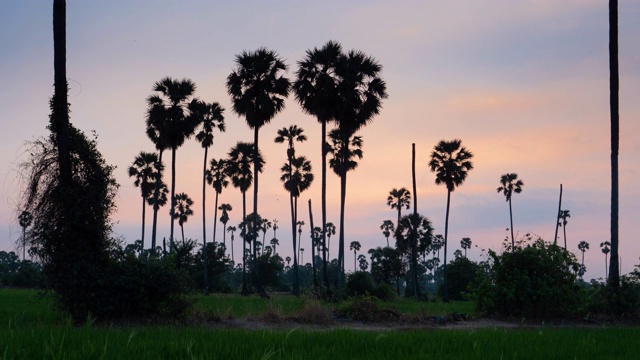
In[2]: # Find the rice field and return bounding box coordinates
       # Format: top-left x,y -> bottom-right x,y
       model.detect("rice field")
1,289 -> 637,359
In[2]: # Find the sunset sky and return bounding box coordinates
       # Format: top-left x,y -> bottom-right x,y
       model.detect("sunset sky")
1,1 -> 638,280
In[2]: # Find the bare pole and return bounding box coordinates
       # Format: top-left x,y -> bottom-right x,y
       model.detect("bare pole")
553,184 -> 562,245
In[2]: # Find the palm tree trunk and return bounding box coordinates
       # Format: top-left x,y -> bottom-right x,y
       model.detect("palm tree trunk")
169,148 -> 177,253
241,191 -> 248,295
222,222 -> 227,250
181,224 -> 185,243
563,223 -> 568,250
140,196 -> 146,251
443,189 -> 451,302
608,0 -> 620,289
337,161 -> 347,289
412,143 -> 420,298
321,121 -> 329,289
509,198 -> 515,250
213,193 -> 220,246
252,128 -> 263,294
202,146 -> 209,295
151,150 -> 164,252
292,194 -> 299,296
309,199 -> 317,287
554,184 -> 562,245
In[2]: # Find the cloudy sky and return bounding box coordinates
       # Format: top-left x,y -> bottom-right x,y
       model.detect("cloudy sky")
1,1 -> 638,279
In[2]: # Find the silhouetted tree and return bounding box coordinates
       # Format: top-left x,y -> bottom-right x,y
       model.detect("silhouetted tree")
227,225 -> 237,265
428,139 -> 474,302
18,211 -> 33,261
396,213 -> 433,298
128,151 -> 160,251
460,237 -> 472,258
207,158 -> 229,246
387,188 -> 411,225
172,192 -> 194,243
350,241 -> 361,273
380,220 -> 395,248
578,240 -> 590,280
497,173 -> 524,250
601,241 -> 611,278
325,222 -> 336,259
219,203 -> 232,250
558,210 -> 570,250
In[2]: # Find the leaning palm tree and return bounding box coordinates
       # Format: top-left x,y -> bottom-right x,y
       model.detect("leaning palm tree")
294,41 -> 343,289
128,151 -> 161,252
206,159 -> 229,245
227,48 -> 290,280
395,213 -> 433,298
350,241 -> 361,273
496,173 -> 524,250
428,139 -> 474,302
172,192 -> 194,243
380,220 -> 395,247
281,156 -> 314,295
387,188 -> 411,225
558,209 -> 570,250
227,142 -> 264,294
146,77 -> 200,252
18,210 -> 33,260
218,203 -> 232,250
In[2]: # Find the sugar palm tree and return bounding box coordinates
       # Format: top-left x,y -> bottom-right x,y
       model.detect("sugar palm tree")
18,210 -> 33,260
219,203 -> 232,250
380,220 -> 395,247
270,237 -> 279,255
146,77 -> 199,252
350,241 -> 361,272
558,209 -> 570,250
578,240 -> 590,279
172,192 -> 194,243
227,48 -> 290,278
325,222 -> 336,259
395,213 -> 433,298
428,139 -> 474,301
600,241 -> 611,278
227,141 -> 264,293
128,151 -> 161,252
259,218 -> 272,255
206,158 -> 229,245
227,225 -> 237,264
387,188 -> 411,225
294,41 -> 343,289
497,173 -> 524,250
328,129 -> 364,287
460,237 -> 472,258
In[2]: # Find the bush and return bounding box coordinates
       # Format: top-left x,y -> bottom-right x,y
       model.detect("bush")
438,257 -> 481,301
338,295 -> 379,322
373,282 -> 395,302
346,271 -> 375,297
474,237 -> 582,318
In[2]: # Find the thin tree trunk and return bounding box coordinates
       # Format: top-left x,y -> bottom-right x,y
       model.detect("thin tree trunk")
292,195 -> 300,295
412,143 -> 420,298
443,190 -> 451,302
151,150 -> 163,252
181,224 -> 185,243
252,128 -> 263,294
321,121 -> 329,289
412,144 -> 417,213
563,223 -> 568,250
337,160 -> 347,289
241,191 -> 247,295
554,184 -> 562,245
222,222 -> 227,250
509,198 -> 515,250
202,146 -> 209,295
309,199 -> 317,287
169,148 -> 177,253
608,0 -> 620,289
140,195 -> 146,251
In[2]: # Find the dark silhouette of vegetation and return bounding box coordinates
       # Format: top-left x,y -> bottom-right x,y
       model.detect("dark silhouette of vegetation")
387,188 -> 411,226
601,241 -> 611,278
172,192 -> 194,243
496,173 -> 524,250
380,220 -> 394,248
558,209 -> 570,250
578,241 -> 589,280
128,151 -> 161,251
396,213 -> 433,298
429,139 -> 474,302
17,211 -> 33,260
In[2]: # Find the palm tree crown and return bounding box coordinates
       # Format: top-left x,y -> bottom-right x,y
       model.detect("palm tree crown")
497,173 -> 524,201
428,139 -> 474,192
280,156 -> 314,197
227,142 -> 264,194
328,129 -> 363,176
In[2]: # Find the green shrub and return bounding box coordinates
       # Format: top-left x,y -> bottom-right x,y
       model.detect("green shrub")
373,282 -> 395,301
438,257 -> 481,301
346,271 -> 375,297
474,237 -> 582,318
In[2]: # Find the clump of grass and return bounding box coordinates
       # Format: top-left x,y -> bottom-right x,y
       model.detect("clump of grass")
295,299 -> 333,325
259,304 -> 285,324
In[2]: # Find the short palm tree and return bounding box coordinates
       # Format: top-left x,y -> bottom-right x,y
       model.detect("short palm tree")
380,220 -> 395,247
18,210 -> 33,260
496,173 -> 524,250
387,188 -> 411,225
146,77 -> 199,252
350,241 -> 361,272
325,222 -> 336,259
600,241 -> 611,278
227,48 -> 290,278
558,209 -> 570,250
578,240 -> 590,279
460,237 -> 472,257
270,237 -> 279,255
227,225 -> 237,264
395,213 -> 433,298
206,158 -> 229,245
172,192 -> 194,243
218,203 -> 232,250
428,139 -> 474,302
128,151 -> 160,251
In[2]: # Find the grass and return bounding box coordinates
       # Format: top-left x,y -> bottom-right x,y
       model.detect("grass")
1,289 -> 638,359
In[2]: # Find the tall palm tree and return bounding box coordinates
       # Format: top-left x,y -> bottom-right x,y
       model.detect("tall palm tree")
332,49 -> 387,288
128,151 -> 160,251
496,173 -> 524,250
259,218 -> 272,255
172,192 -> 194,243
325,222 -> 336,259
428,139 -> 474,302
395,213 -> 433,298
350,241 -> 361,272
206,159 -> 229,245
387,188 -> 411,225
227,48 -> 290,282
578,241 -> 590,280
600,241 -> 611,278
147,180 -> 168,252
146,77 -> 199,252
281,156 -> 314,295
227,225 -> 237,265
380,220 -> 395,247
18,211 -> 33,261
608,0 -> 620,290
219,203 -> 232,250
227,141 -> 264,294
558,210 -> 570,250
460,237 -> 472,258
294,41 -> 343,289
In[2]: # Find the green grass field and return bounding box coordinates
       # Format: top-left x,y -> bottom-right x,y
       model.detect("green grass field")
1,289 -> 638,359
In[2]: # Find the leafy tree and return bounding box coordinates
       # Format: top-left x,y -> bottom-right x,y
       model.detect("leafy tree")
578,240 -> 590,279
600,241 -> 611,278
428,139 -> 474,302
146,77 -> 199,252
380,220 -> 395,248
172,192 -> 194,243
128,151 -> 160,251
227,48 -> 290,294
294,41 -> 343,291
368,246 -> 403,287
18,211 -> 33,261
558,209 -> 570,250
350,241 -> 361,272
441,256 -> 481,301
396,213 -> 433,298
387,188 -> 411,225
460,237 -> 472,258
496,173 -> 524,250
358,254 -> 368,272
